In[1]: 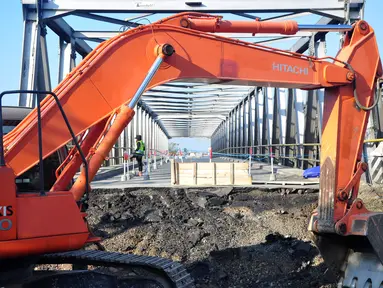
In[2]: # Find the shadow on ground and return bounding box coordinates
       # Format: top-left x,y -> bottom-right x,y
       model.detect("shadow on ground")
187,235 -> 337,288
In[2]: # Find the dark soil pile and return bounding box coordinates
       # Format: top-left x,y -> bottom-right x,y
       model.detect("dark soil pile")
86,187 -> 340,288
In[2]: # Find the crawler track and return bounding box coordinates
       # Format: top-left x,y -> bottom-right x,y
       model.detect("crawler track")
28,250 -> 195,288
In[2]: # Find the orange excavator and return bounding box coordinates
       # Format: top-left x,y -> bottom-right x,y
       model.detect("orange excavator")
0,12 -> 382,287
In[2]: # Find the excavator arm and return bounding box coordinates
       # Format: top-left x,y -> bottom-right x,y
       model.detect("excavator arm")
0,12 -> 382,287
4,15 -> 354,177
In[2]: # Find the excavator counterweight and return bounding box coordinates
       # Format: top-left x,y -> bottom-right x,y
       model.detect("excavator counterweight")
0,12 -> 382,288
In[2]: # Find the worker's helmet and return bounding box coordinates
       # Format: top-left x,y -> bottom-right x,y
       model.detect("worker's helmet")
135,135 -> 142,141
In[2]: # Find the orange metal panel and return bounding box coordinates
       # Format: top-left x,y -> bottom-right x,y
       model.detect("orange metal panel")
0,167 -> 17,241
17,192 -> 88,239
5,78 -> 112,176
0,233 -> 89,258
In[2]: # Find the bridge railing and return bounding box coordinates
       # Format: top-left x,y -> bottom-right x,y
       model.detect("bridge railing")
214,143 -> 320,170
67,144 -> 169,167
214,139 -> 383,184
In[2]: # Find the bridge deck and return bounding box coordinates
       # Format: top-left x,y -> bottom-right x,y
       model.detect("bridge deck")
91,157 -> 319,190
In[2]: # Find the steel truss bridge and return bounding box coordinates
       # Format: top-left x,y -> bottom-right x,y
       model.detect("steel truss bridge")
17,0 -> 383,183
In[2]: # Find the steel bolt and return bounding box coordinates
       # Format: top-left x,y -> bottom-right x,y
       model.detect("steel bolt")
346,72 -> 355,81
358,21 -> 369,35
360,162 -> 368,171
338,191 -> 348,201
356,201 -> 363,209
180,18 -> 190,28
359,21 -> 368,31
162,44 -> 175,56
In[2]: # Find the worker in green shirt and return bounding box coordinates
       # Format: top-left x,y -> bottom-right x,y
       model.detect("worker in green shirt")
131,135 -> 145,176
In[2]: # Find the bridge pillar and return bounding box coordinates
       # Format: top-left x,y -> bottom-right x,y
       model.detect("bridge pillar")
19,9 -> 51,107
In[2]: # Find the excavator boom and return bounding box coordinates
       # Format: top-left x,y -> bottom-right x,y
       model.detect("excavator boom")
4,17 -> 354,180
0,12 -> 382,288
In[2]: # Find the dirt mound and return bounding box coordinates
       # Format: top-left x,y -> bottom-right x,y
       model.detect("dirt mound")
86,187 -> 340,287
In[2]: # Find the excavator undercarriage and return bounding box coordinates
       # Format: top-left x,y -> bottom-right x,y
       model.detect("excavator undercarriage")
1,12 -> 383,287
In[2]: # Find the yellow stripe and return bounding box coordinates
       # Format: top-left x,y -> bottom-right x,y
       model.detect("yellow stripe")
364,138 -> 383,143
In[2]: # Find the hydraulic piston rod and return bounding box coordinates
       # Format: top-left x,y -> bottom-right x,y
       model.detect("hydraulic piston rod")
298,24 -> 353,32
180,16 -> 353,34
129,44 -> 175,108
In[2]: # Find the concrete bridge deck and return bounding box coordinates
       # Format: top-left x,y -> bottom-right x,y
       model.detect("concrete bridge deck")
91,157 -> 319,190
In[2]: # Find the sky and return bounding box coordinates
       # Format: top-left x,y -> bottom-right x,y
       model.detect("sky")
0,0 -> 382,151
169,137 -> 210,152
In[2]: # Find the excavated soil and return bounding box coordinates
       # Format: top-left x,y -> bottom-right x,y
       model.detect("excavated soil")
79,183 -> 383,288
